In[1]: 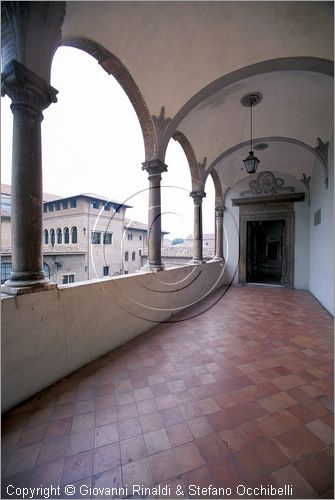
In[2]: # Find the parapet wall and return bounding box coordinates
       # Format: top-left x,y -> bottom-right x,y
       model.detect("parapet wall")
1,261 -> 225,411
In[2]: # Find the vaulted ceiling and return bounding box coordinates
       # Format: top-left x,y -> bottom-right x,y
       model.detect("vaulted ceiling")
59,1 -> 333,196
2,1 -> 332,199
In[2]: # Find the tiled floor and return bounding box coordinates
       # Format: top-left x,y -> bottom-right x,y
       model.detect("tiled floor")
2,286 -> 334,499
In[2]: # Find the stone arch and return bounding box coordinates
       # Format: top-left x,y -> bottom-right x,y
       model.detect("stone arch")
160,57 -> 333,159
206,136 -> 329,187
172,131 -> 204,191
207,169 -> 223,208
60,37 -> 157,161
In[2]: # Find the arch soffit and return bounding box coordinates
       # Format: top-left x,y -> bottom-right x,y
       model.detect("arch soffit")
208,170 -> 223,208
172,131 -> 205,191
60,37 -> 157,161
161,57 -> 334,159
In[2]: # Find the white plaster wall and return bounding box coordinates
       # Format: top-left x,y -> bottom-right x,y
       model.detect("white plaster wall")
309,136 -> 334,314
223,172 -> 310,289
294,201 -> 310,290
1,261 -> 225,411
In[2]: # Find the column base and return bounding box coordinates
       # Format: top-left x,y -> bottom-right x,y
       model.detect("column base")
190,259 -> 206,265
2,277 -> 56,295
141,262 -> 165,272
209,256 -> 224,262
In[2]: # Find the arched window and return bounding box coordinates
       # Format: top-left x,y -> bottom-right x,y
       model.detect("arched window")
71,226 -> 78,244
125,251 -> 129,262
64,227 -> 69,244
50,228 -> 55,246
44,229 -> 49,245
132,251 -> 136,261
43,262 -> 50,279
56,228 -> 62,244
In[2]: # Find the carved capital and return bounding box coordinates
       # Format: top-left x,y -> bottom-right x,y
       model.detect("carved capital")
1,59 -> 58,114
142,159 -> 168,179
215,206 -> 224,217
190,191 -> 206,205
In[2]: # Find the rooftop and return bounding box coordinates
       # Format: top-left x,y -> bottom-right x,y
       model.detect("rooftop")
1,184 -> 61,203
1,246 -> 86,255
124,218 -> 169,235
44,193 -> 132,209
161,245 -> 214,258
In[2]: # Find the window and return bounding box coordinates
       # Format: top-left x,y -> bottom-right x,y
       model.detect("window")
63,274 -> 75,284
91,231 -> 101,244
91,200 -> 99,209
71,226 -> 78,244
113,205 -> 121,213
43,262 -> 50,279
127,233 -> 133,241
103,266 -> 109,276
62,201 -> 68,209
64,227 -> 69,244
103,232 -> 112,245
50,228 -> 55,246
70,199 -> 77,208
104,203 -> 110,211
139,235 -> 142,241
56,228 -> 62,244
55,202 -> 61,211
49,204 -> 54,212
43,205 -> 47,213
44,229 -> 49,245
132,252 -> 136,261
1,262 -> 12,284
139,250 -> 142,257
125,251 -> 129,262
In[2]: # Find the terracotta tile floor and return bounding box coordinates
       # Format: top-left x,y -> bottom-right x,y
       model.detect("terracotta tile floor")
2,286 -> 334,499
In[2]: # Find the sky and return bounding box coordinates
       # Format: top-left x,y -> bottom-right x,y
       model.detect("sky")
1,46 -> 215,240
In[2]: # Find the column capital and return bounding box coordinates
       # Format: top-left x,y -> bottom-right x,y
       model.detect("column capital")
190,191 -> 206,205
215,206 -> 224,215
142,159 -> 168,178
1,59 -> 58,113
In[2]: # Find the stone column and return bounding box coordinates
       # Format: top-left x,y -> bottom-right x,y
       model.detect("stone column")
213,206 -> 224,260
1,60 -> 58,290
190,191 -> 206,264
142,159 -> 167,271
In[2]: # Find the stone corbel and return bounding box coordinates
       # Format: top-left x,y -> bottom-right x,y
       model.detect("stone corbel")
300,173 -> 311,206
152,106 -> 172,158
314,138 -> 329,189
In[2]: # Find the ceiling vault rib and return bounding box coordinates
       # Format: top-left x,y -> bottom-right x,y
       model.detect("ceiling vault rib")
206,136 -> 330,188
160,57 -> 333,159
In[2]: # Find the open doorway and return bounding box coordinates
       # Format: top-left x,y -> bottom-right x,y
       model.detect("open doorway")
237,201 -> 295,287
246,220 -> 285,284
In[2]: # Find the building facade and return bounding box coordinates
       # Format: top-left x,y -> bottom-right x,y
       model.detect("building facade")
1,186 -> 150,284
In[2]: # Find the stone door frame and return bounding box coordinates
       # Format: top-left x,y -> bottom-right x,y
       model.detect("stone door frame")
237,202 -> 295,287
